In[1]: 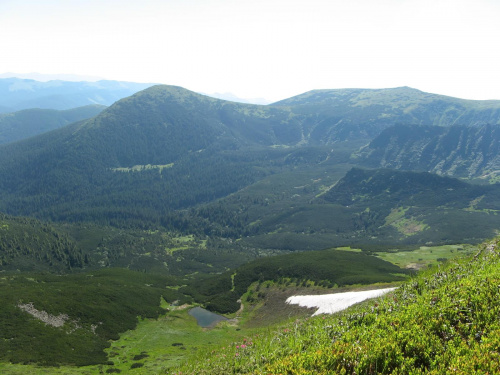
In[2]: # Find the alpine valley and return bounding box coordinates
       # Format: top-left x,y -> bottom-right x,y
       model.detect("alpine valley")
1,83 -> 500,374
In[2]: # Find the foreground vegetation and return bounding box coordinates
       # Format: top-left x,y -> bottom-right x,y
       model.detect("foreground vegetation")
0,239 -> 495,374
0,246 -> 406,369
174,239 -> 500,374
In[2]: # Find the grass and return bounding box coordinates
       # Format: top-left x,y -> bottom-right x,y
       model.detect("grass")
384,207 -> 429,236
111,163 -> 174,173
97,284 -> 341,373
102,307 -> 242,373
375,244 -> 475,269
165,234 -> 204,253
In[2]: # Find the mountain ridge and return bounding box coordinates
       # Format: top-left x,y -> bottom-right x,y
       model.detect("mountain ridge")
1,84 -> 500,228
0,105 -> 105,145
0,77 -> 155,112
355,124 -> 500,179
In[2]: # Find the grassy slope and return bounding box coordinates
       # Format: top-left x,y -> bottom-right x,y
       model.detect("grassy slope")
174,238 -> 500,374
335,244 -> 477,270
374,244 -> 477,269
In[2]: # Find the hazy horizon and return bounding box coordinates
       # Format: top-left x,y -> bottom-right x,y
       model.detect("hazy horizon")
2,0 -> 499,102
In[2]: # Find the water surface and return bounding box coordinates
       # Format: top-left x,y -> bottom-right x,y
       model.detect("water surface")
188,306 -> 228,328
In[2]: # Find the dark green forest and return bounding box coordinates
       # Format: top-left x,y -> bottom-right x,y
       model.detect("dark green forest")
0,213 -> 87,271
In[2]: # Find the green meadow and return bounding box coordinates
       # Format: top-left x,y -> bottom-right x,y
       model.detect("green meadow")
375,244 -> 476,269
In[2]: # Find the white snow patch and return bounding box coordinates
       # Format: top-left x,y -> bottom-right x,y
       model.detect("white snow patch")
286,287 -> 396,316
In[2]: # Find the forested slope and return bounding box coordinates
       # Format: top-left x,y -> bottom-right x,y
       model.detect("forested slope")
0,213 -> 87,271
355,124 -> 500,179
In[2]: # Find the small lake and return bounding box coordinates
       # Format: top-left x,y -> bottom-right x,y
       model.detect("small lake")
188,306 -> 228,328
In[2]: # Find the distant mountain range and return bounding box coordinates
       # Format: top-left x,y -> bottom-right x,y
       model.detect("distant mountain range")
0,72 -> 105,82
207,91 -> 271,105
0,105 -> 105,145
0,77 -> 154,112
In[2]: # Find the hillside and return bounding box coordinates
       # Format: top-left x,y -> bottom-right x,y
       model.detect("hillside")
0,213 -> 87,272
176,239 -> 500,374
0,269 -> 182,366
219,167 -> 500,251
1,83 -> 500,374
0,78 -> 154,112
0,105 -> 105,145
354,124 -> 500,180
272,86 -> 500,141
184,248 -> 408,313
315,168 -> 500,245
1,85 -> 500,229
0,85 -> 309,224
4,167 -> 495,277
0,86 -> 499,273
323,167 -> 477,206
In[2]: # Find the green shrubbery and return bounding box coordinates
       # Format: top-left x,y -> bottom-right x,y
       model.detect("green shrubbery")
175,239 -> 500,374
183,249 -> 408,313
0,269 -> 182,366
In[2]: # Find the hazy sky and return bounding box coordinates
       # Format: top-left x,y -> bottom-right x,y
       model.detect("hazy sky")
1,0 -> 499,102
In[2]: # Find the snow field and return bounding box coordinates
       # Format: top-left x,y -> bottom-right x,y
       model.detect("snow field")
286,287 -> 397,316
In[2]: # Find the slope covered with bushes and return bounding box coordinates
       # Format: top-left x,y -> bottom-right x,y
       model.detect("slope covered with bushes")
175,239 -> 500,374
0,269 -> 184,366
183,249 -> 408,314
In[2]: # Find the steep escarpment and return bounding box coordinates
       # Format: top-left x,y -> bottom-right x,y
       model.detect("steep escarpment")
355,124 -> 500,179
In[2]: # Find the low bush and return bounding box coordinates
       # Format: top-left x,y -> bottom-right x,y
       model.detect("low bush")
175,239 -> 500,374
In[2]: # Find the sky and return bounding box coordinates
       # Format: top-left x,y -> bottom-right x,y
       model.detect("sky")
1,0 -> 500,102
